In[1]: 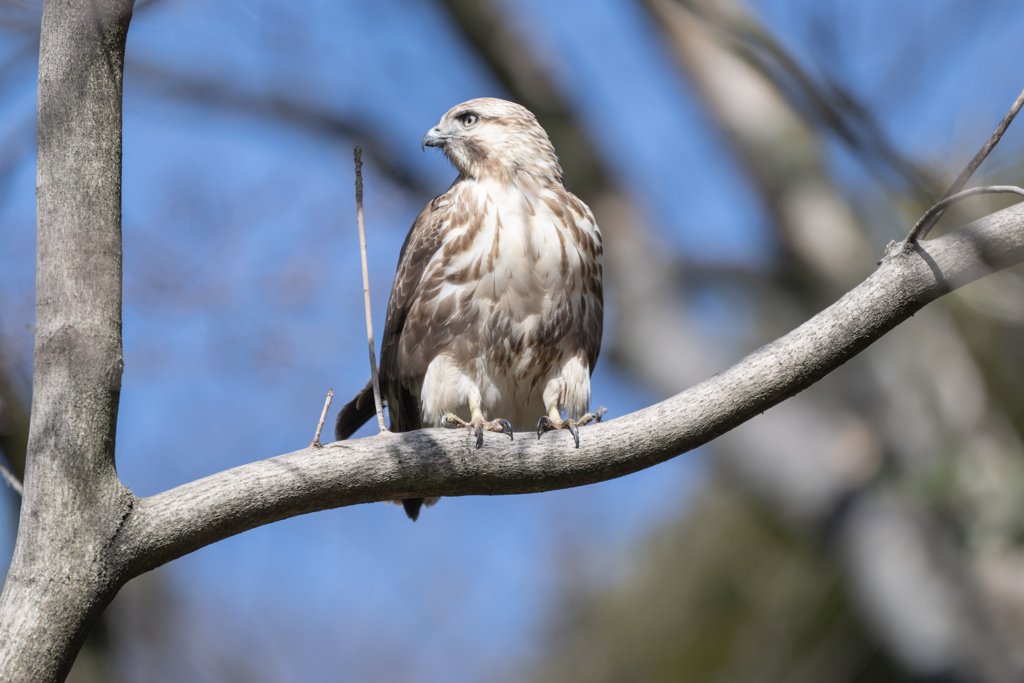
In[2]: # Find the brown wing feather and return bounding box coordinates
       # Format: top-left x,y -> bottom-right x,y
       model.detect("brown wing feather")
334,191 -> 454,441
377,193 -> 457,522
573,194 -> 603,375
379,192 -> 453,433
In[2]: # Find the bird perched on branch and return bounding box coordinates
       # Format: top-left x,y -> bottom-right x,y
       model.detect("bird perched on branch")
336,97 -> 604,521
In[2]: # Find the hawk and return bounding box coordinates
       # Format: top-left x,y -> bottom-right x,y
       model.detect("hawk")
336,97 -> 604,521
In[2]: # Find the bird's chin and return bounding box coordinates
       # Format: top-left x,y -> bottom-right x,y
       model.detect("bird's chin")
441,147 -> 473,175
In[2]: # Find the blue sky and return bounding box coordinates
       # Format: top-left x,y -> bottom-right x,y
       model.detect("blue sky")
2,0 -> 1024,680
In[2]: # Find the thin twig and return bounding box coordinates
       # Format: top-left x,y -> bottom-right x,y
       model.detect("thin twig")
354,148 -> 387,433
908,186 -> 1024,239
948,89 -> 1024,197
907,86 -> 1024,244
309,389 -> 333,448
0,461 -> 22,496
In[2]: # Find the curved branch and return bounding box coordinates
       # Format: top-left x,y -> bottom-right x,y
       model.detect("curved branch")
122,202 -> 1024,576
905,185 -> 1024,245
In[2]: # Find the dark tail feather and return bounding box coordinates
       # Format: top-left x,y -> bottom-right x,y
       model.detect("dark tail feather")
402,498 -> 425,521
337,382 -> 426,523
335,380 -> 376,440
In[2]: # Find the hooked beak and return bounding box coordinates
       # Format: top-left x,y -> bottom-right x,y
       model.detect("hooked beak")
421,126 -> 449,151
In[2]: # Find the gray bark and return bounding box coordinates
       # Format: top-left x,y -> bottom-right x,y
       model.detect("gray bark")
5,0 -> 1024,680
0,1 -> 135,682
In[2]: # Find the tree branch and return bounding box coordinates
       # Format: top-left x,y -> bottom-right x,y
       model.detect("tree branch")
121,202 -> 1024,576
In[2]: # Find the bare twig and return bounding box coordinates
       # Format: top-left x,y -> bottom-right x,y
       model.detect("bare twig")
354,148 -> 386,433
907,86 -> 1024,244
309,389 -> 333,449
948,89 -> 1024,198
0,461 -> 22,496
907,186 -> 1024,243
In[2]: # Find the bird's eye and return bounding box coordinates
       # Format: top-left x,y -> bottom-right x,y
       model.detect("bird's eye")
461,113 -> 479,127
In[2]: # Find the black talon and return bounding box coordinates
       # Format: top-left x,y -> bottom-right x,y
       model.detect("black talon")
536,416 -> 549,440
568,421 -> 580,448
475,424 -> 484,449
500,419 -> 514,441
594,407 -> 607,423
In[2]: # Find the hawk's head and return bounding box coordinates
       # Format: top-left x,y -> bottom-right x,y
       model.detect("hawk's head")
421,97 -> 561,183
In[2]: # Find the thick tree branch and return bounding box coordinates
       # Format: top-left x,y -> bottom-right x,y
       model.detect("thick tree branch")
121,202 -> 1024,576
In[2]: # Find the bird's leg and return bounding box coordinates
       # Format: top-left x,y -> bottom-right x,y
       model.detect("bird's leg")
442,398 -> 513,449
536,404 -> 607,448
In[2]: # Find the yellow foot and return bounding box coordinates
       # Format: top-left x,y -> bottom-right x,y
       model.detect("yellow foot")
536,407 -> 607,448
442,413 -> 514,449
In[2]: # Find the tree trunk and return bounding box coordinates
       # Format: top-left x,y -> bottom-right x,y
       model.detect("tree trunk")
0,1 -> 136,681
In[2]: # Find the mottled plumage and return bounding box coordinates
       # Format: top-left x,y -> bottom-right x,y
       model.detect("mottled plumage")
336,98 -> 604,520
